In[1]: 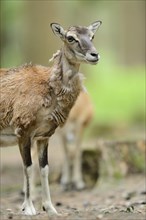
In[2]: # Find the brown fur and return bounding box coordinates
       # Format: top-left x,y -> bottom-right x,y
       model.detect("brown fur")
0,65 -> 51,130
0,51 -> 83,139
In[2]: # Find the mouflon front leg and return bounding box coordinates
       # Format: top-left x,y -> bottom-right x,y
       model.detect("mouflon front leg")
19,137 -> 36,215
37,139 -> 58,216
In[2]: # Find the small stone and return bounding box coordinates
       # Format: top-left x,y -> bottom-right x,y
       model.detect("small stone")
71,207 -> 77,211
141,201 -> 146,205
83,201 -> 90,208
56,202 -> 62,206
140,191 -> 146,195
6,209 -> 12,212
123,191 -> 136,200
126,205 -> 134,213
108,194 -> 115,199
97,214 -> 103,219
8,213 -> 13,219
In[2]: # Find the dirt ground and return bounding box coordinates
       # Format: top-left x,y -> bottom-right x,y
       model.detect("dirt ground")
0,136 -> 146,220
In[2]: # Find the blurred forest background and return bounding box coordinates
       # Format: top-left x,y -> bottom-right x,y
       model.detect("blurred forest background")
0,0 -> 145,137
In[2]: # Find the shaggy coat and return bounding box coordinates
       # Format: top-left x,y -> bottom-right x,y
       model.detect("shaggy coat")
0,50 -> 83,140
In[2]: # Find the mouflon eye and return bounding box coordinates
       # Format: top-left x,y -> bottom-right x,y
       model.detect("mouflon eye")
67,36 -> 75,42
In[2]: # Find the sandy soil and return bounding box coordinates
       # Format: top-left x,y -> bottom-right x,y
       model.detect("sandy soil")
0,137 -> 146,220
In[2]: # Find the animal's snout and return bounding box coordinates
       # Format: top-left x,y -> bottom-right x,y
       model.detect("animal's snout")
86,51 -> 100,63
90,52 -> 100,60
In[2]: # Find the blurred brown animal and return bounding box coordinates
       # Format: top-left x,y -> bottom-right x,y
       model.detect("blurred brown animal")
60,91 -> 94,190
0,21 -> 102,216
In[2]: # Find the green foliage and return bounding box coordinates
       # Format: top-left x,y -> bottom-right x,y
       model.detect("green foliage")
1,1 -> 25,67
1,0 -> 145,129
85,61 -> 145,126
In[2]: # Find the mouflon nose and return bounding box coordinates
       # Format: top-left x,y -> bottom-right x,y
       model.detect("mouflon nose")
90,52 -> 99,60
86,51 -> 100,63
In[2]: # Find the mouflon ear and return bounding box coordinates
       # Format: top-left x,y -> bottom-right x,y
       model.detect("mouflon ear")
88,20 -> 102,34
50,23 -> 66,40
